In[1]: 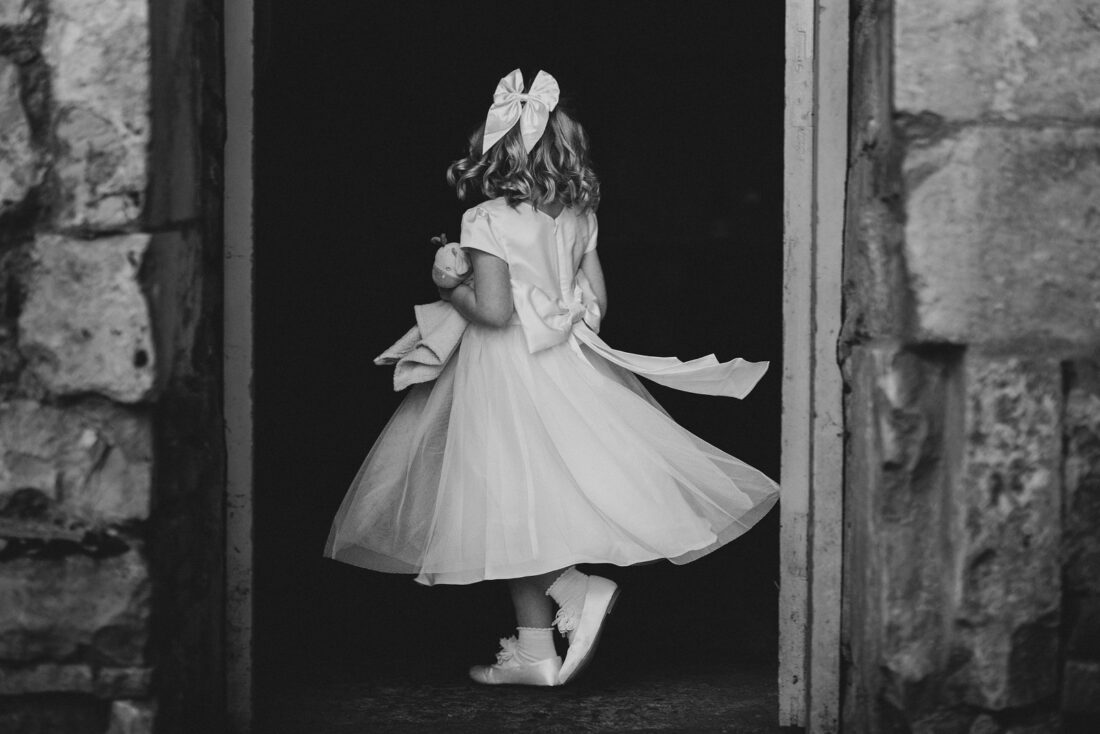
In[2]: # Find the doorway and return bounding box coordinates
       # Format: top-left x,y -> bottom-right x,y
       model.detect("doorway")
251,1 -> 781,730
227,0 -> 847,730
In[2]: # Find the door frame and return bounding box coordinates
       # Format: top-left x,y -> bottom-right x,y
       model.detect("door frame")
222,2 -> 849,731
779,0 -> 848,731
224,1 -> 254,732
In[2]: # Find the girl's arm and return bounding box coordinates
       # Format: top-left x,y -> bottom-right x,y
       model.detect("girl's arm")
441,249 -> 514,327
580,249 -> 608,318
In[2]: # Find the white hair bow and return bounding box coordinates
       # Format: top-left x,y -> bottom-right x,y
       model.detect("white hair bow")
481,69 -> 560,154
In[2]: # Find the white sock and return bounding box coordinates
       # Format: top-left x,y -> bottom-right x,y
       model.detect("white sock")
516,626 -> 556,662
545,566 -> 589,633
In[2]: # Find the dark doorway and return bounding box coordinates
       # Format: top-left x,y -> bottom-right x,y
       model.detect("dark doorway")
254,1 -> 783,730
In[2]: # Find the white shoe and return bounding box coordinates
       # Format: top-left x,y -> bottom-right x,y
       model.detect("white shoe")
554,575 -> 620,684
468,636 -> 562,686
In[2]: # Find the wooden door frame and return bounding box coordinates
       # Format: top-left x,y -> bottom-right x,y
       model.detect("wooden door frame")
224,1 -> 253,732
779,0 -> 848,731
222,2 -> 849,731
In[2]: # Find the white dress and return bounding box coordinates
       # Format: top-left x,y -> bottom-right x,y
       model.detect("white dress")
323,198 -> 780,585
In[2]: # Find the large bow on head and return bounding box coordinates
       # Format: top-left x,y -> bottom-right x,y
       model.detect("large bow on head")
482,69 -> 560,154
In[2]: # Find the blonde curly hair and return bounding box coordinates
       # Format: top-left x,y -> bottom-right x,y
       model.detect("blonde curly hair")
446,105 -> 600,212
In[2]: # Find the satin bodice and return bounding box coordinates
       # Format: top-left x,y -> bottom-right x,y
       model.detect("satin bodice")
459,198 -> 602,353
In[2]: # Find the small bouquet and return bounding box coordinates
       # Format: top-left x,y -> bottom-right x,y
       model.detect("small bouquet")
430,233 -> 472,289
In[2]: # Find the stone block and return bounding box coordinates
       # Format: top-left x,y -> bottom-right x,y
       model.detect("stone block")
94,665 -> 151,698
948,355 -> 1062,710
0,695 -> 108,734
903,126 -> 1100,348
18,233 -> 155,402
966,712 -> 1064,734
1065,359 -> 1100,596
842,154 -> 909,344
1062,660 -> 1100,715
0,398 -> 151,526
896,0 -> 1100,120
0,0 -> 33,27
147,0 -> 200,226
0,662 -> 151,697
145,229 -> 202,389
0,662 -> 91,694
843,0 -> 907,345
0,548 -> 149,664
844,343 -> 964,724
0,57 -> 42,217
847,349 -> 1065,722
44,0 -> 150,230
106,700 -> 155,734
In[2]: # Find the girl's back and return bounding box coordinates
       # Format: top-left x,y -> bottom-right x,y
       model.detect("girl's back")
459,198 -> 598,322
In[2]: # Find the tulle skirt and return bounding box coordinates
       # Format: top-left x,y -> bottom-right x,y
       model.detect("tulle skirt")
323,322 -> 780,585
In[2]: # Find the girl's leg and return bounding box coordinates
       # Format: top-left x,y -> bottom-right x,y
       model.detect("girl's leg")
469,570 -> 562,685
471,566 -> 616,685
508,569 -> 562,628
542,566 -> 620,684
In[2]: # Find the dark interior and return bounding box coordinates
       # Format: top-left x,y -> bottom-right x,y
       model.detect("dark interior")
254,0 -> 783,721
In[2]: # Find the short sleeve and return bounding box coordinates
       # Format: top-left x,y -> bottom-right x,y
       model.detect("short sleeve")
459,206 -> 506,261
583,209 -> 599,254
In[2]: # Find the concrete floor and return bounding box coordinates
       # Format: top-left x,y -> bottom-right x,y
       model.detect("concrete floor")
258,659 -> 779,733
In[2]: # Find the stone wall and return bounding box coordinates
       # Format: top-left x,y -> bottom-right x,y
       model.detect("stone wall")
0,1 -> 224,732
842,0 -> 1100,731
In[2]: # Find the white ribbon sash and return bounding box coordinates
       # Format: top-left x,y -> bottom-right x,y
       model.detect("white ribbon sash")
572,325 -> 769,400
512,272 -> 768,399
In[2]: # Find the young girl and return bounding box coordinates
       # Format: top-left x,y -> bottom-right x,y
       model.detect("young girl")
323,69 -> 780,687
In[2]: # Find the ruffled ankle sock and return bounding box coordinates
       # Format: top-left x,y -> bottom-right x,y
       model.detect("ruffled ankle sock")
545,566 -> 589,633
516,626 -> 556,662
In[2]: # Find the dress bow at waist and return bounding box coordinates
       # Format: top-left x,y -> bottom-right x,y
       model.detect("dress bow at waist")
513,271 -> 603,354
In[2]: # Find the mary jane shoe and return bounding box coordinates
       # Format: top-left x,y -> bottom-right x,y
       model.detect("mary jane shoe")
555,575 -> 620,684
468,636 -> 562,686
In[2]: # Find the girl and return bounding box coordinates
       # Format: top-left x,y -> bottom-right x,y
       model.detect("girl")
323,69 -> 780,687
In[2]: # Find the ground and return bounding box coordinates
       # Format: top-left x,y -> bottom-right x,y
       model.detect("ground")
256,523 -> 783,733
258,659 -> 778,733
